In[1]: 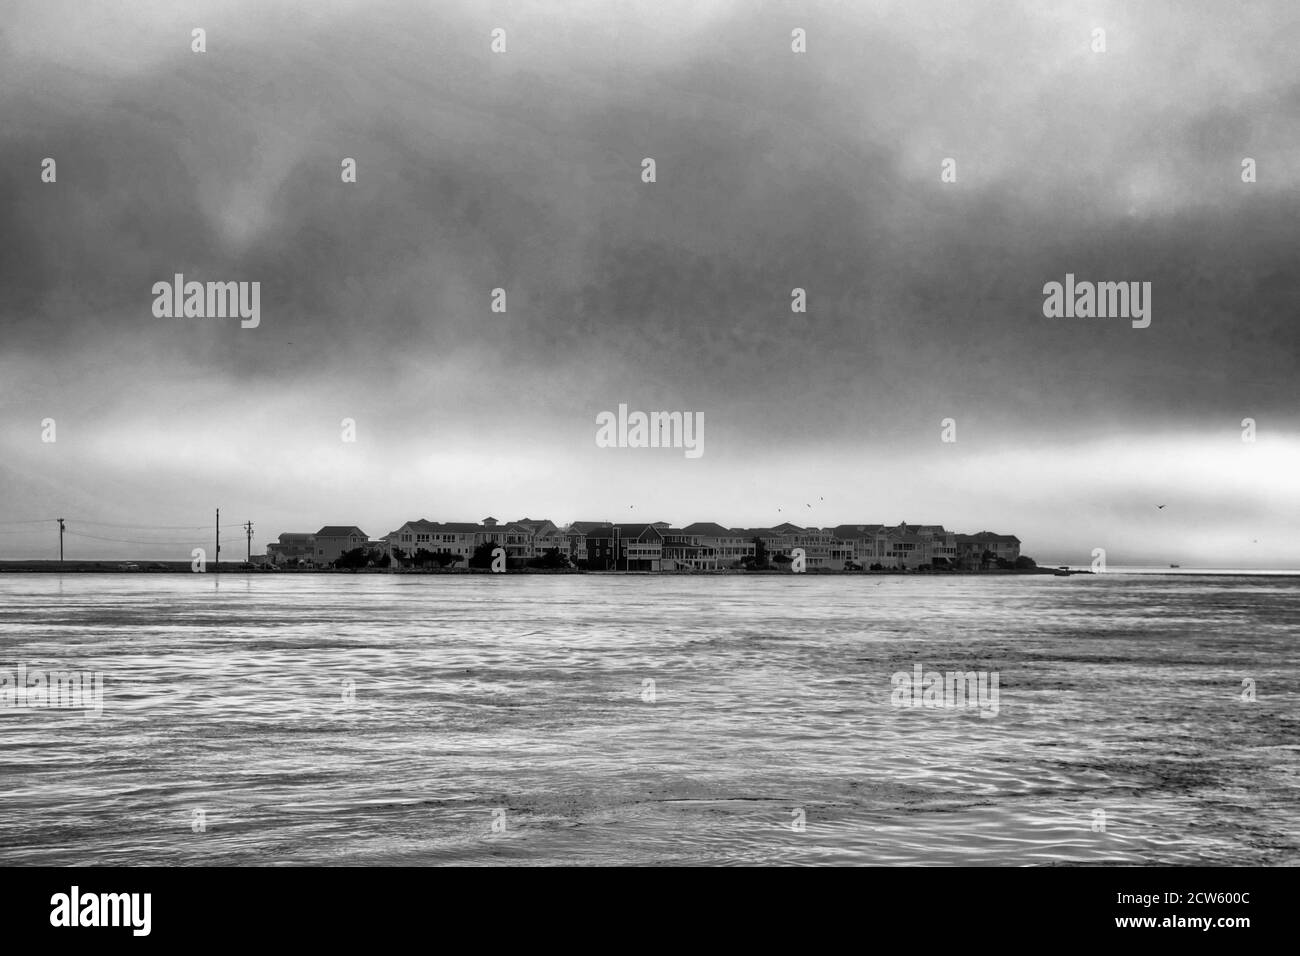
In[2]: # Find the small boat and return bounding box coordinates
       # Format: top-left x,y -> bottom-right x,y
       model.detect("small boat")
1054,566 -> 1070,576
1169,563 -> 1180,568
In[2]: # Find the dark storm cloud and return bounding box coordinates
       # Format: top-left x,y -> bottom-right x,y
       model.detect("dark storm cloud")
3,0 -> 1296,435
1,0 -> 1297,562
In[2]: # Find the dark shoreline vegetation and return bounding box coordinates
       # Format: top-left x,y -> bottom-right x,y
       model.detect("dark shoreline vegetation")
0,560 -> 1086,575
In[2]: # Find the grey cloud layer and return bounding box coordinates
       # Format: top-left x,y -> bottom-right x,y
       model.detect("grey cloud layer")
2,0 -> 1297,446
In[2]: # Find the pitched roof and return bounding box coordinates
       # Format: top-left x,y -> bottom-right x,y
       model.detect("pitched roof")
569,521 -> 610,533
829,524 -> 885,538
619,523 -> 663,540
396,519 -> 439,533
316,526 -> 366,537
512,518 -> 556,532
681,522 -> 733,536
736,525 -> 802,537
583,523 -> 663,542
391,520 -> 494,534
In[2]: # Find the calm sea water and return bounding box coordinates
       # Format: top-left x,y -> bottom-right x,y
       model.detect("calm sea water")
1,573 -> 1296,866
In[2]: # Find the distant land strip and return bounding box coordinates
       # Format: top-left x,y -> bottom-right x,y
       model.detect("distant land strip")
0,560 -> 1076,576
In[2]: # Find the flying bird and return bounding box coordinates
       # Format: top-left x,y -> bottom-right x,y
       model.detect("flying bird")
1156,505 -> 1166,510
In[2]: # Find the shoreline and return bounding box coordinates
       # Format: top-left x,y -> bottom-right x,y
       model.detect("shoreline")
0,560 -> 1084,576
1,562 -> 1294,577
0,561 -> 1076,574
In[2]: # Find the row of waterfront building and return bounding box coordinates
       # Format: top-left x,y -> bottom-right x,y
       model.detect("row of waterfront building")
265,519 -> 1022,571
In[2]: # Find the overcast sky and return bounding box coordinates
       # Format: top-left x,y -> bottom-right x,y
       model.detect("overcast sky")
1,0 -> 1297,566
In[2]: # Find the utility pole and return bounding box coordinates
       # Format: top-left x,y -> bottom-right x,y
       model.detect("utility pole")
215,508 -> 220,572
57,518 -> 65,564
244,521 -> 254,562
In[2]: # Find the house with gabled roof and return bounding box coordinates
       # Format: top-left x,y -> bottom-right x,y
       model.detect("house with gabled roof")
660,528 -> 708,570
385,517 -> 546,567
512,518 -> 563,559
385,519 -> 482,566
267,532 -> 316,566
560,521 -> 607,566
789,526 -> 853,568
546,522 -> 595,564
476,519 -> 534,563
980,533 -> 1021,562
914,524 -> 957,566
884,530 -> 925,568
740,525 -> 800,561
314,526 -> 369,564
955,532 -> 1021,568
681,522 -> 755,568
830,524 -> 888,565
584,523 -> 664,571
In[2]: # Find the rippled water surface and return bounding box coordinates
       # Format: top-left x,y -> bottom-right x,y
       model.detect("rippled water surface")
1,573 -> 1297,865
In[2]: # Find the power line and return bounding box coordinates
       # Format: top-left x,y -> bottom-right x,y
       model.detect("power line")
0,516 -> 234,560
65,519 -> 217,530
0,518 -> 215,530
63,530 -> 209,546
